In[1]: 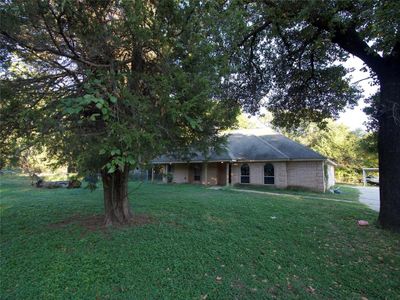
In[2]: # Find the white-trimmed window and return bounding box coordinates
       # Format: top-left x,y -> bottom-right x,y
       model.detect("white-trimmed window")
264,163 -> 274,184
241,164 -> 250,183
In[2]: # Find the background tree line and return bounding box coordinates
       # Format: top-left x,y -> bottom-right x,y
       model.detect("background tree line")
237,114 -> 378,184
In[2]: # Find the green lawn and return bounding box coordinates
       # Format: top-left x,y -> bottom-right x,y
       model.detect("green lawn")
1,176 -> 399,299
231,184 -> 361,202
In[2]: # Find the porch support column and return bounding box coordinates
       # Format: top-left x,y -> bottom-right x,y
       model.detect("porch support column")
226,162 -> 230,186
151,166 -> 154,182
204,162 -> 208,185
362,168 -> 366,186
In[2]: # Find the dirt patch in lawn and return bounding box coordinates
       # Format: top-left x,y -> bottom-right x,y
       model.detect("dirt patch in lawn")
48,213 -> 155,233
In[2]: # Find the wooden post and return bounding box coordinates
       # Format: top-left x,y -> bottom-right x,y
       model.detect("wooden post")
363,168 -> 366,186
204,163 -> 208,185
226,162 -> 229,186
164,164 -> 168,183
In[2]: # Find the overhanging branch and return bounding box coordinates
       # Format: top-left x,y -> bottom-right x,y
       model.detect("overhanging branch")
238,20 -> 271,48
0,31 -> 111,68
311,20 -> 384,76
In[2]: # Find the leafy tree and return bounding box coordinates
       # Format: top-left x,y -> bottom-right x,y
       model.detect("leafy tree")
234,112 -> 262,129
223,0 -> 400,230
0,1 -> 239,225
283,121 -> 378,183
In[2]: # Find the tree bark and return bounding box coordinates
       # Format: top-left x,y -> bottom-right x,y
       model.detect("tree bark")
378,68 -> 400,231
101,165 -> 132,226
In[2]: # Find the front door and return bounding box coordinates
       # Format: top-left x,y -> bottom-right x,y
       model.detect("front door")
217,163 -> 231,186
191,164 -> 202,183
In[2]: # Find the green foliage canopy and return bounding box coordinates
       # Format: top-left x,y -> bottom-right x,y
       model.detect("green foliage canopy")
221,0 -> 399,129
284,121 -> 378,183
0,1 -> 239,174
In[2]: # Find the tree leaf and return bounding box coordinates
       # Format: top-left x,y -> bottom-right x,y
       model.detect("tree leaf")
111,149 -> 121,156
110,96 -> 117,104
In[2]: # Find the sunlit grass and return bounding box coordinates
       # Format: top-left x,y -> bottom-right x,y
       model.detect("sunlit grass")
1,175 -> 399,299
231,184 -> 360,202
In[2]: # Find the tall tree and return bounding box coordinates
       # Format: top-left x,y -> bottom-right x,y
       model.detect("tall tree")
283,121 -> 378,183
0,1 -> 239,225
223,0 -> 400,230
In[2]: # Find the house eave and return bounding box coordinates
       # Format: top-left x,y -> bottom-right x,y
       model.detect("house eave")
151,158 -> 328,164
326,159 -> 338,166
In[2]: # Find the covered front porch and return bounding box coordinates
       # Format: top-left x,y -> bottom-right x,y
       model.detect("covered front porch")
152,162 -> 231,186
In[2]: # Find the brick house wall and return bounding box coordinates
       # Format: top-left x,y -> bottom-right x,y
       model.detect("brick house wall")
170,164 -> 188,183
231,161 -> 325,192
286,161 -> 325,191
166,160 -> 327,192
201,163 -> 218,185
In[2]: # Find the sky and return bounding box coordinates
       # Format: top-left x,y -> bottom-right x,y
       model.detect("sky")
337,56 -> 378,131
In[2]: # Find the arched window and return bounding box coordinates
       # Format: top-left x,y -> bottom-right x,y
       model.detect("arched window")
241,164 -> 250,183
264,163 -> 274,184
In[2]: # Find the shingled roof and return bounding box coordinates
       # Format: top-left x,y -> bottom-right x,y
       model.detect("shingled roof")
152,128 -> 326,163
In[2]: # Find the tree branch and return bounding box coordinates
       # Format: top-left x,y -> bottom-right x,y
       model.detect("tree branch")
391,41 -> 400,59
353,76 -> 372,84
0,31 -> 110,68
238,20 -> 271,48
313,21 -> 384,75
50,7 -> 84,64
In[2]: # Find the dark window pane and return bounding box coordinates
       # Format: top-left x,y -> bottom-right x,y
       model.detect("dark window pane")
241,176 -> 250,184
264,164 -> 274,177
264,177 -> 274,184
241,164 -> 250,176
241,164 -> 250,183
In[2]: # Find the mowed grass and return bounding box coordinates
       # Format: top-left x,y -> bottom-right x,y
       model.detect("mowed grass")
232,184 -> 360,202
1,176 -> 399,299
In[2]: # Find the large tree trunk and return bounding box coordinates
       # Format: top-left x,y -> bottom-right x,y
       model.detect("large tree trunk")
378,68 -> 400,231
101,166 -> 132,226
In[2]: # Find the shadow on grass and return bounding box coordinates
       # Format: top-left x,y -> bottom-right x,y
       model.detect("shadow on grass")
48,213 -> 156,233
